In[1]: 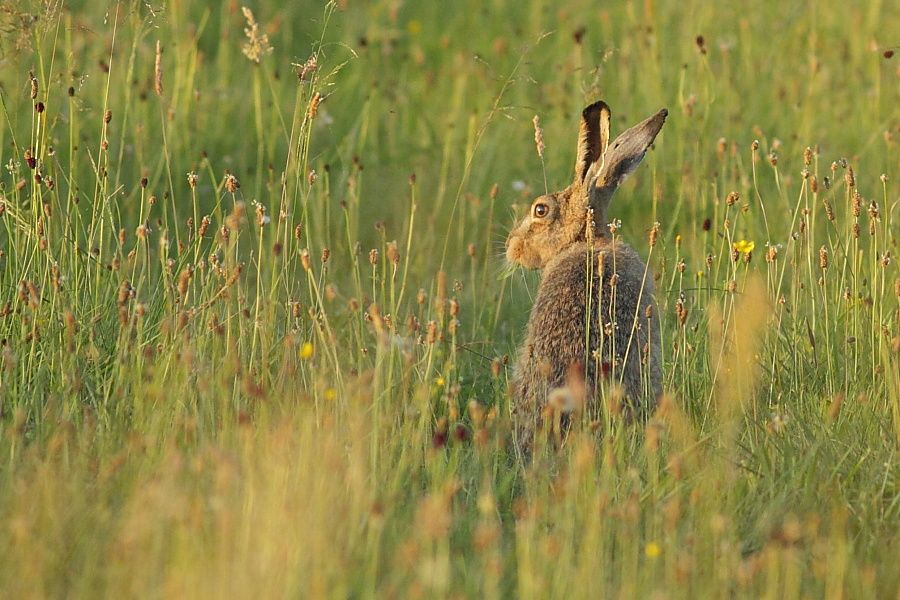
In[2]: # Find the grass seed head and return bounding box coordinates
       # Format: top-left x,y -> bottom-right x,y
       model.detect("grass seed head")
649,221 -> 661,247
851,190 -> 861,217
241,7 -> 273,63
224,173 -> 240,193
295,55 -> 318,81
308,92 -> 322,119
198,216 -> 211,238
386,241 -> 400,265
300,249 -> 311,271
532,115 -> 545,159
154,41 -> 163,96
844,166 -> 855,188
675,295 -> 688,326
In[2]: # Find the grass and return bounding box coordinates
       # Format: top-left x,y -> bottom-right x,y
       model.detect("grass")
0,0 -> 898,597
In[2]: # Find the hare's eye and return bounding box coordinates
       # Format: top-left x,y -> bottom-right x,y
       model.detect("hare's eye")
532,202 -> 549,218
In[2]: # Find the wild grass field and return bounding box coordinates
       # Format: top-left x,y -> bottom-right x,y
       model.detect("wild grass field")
0,0 -> 898,597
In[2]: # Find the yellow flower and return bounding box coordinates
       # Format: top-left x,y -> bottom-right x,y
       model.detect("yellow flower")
696,270 -> 704,278
299,342 -> 314,359
435,376 -> 445,387
406,20 -> 422,35
324,388 -> 337,401
645,541 -> 661,558
733,239 -> 755,254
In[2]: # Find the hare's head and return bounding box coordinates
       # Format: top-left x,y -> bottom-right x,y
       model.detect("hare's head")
505,101 -> 667,270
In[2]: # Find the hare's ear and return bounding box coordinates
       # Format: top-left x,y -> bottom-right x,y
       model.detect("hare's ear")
574,101 -> 611,185
588,108 -> 667,220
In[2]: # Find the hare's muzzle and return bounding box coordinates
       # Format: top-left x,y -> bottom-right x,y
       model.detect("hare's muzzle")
505,232 -> 523,263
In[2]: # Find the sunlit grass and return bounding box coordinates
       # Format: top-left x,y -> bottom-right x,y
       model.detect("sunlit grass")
0,0 -> 898,597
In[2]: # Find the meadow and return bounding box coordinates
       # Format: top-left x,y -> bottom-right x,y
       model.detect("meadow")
0,0 -> 898,597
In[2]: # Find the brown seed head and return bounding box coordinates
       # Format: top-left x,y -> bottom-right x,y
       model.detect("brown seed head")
844,166 -> 855,188
224,173 -> 240,193
695,34 -> 706,54
177,268 -> 193,298
822,198 -> 834,221
254,203 -> 269,227
117,280 -> 132,307
649,222 -> 661,248
300,249 -> 311,271
867,200 -> 879,222
386,241 -> 400,265
426,320 -> 438,344
675,296 -> 688,326
154,41 -> 163,96
308,92 -> 322,119
819,246 -> 828,270
490,358 -> 502,378
296,55 -> 318,81
850,190 -> 862,218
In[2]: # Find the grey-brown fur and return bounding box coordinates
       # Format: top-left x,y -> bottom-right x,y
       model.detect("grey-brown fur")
506,101 -> 667,452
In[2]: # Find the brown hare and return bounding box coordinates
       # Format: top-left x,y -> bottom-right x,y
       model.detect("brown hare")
506,100 -> 667,452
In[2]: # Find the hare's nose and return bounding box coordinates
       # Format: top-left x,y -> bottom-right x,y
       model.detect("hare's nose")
506,235 -> 522,257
